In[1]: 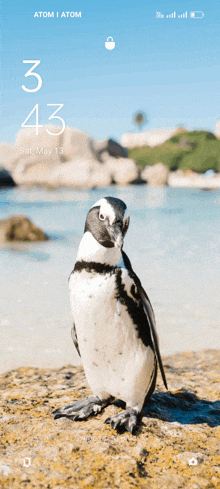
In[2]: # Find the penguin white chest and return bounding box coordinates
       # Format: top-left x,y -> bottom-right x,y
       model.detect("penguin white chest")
69,269 -> 155,408
69,270 -> 121,349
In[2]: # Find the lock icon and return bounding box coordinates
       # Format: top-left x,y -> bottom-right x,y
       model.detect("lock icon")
105,37 -> 115,50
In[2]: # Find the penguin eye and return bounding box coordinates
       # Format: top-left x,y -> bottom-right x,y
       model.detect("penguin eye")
99,214 -> 105,221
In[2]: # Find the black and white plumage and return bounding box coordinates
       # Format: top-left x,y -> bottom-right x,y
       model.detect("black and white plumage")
53,196 -> 167,434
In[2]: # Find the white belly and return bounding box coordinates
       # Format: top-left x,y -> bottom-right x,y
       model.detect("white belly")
69,270 -> 155,410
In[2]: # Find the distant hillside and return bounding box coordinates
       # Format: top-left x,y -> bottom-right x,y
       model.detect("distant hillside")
129,131 -> 220,173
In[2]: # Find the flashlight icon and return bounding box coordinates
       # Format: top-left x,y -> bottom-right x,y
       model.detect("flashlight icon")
190,11 -> 204,18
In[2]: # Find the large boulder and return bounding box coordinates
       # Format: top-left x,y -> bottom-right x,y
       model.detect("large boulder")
168,169 -> 220,188
120,128 -> 177,149
141,162 -> 169,186
102,153 -> 138,185
61,127 -> 94,161
0,215 -> 48,243
12,126 -> 63,185
54,157 -> 112,188
0,167 -> 16,187
0,143 -> 20,172
15,126 -> 61,161
53,154 -> 138,188
105,139 -> 128,158
12,159 -> 61,187
89,138 -> 128,161
9,126 -> 138,188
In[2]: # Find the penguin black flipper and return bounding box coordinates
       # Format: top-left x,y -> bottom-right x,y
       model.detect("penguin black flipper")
138,287 -> 168,391
122,251 -> 168,390
71,323 -> 81,357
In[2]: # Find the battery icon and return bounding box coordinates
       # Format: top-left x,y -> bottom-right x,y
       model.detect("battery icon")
190,11 -> 204,18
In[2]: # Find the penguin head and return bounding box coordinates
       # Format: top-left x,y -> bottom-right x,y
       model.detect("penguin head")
84,197 -> 130,249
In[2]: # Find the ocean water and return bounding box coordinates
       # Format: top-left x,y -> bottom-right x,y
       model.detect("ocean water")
0,186 -> 220,374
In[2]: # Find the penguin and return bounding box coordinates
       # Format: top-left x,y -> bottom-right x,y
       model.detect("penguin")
53,196 -> 167,434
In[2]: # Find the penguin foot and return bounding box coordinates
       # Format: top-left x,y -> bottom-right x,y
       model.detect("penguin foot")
105,408 -> 139,435
53,397 -> 109,421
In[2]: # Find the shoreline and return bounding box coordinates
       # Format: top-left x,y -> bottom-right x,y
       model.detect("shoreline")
1,340 -> 219,376
1,176 -> 220,191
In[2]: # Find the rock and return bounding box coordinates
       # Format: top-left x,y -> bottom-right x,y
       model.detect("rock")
178,137 -> 196,149
106,139 -> 128,158
12,158 -> 61,187
0,349 -> 220,488
172,169 -> 185,178
155,474 -> 185,488
141,162 -> 169,186
10,126 -> 135,188
173,126 -> 189,135
54,157 -> 112,188
184,169 -> 198,177
103,153 -> 139,185
13,153 -> 137,189
214,120 -> 220,139
0,215 -> 48,243
92,139 -> 128,160
63,131 -> 128,162
12,126 -> 62,186
15,126 -> 61,159
0,143 -> 20,172
174,452 -> 206,467
0,167 -> 15,188
204,169 -> 216,179
120,128 -> 177,149
168,170 -> 220,189
0,144 -> 18,187
0,463 -> 12,476
61,127 -> 94,161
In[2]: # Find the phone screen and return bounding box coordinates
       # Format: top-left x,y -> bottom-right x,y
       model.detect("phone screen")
1,1 -> 220,485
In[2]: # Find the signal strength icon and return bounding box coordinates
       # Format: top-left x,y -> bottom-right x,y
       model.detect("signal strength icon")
178,11 -> 187,18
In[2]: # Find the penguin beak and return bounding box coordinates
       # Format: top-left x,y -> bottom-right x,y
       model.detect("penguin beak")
107,223 -> 124,249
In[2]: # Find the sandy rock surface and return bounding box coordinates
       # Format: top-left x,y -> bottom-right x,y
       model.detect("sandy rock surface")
1,349 -> 220,489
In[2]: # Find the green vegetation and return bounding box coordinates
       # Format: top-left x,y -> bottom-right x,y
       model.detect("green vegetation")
128,131 -> 220,173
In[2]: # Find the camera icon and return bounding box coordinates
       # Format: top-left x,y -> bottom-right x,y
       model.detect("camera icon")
23,458 -> 31,467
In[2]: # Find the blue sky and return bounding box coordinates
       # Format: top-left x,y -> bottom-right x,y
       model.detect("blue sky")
1,0 -> 220,143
